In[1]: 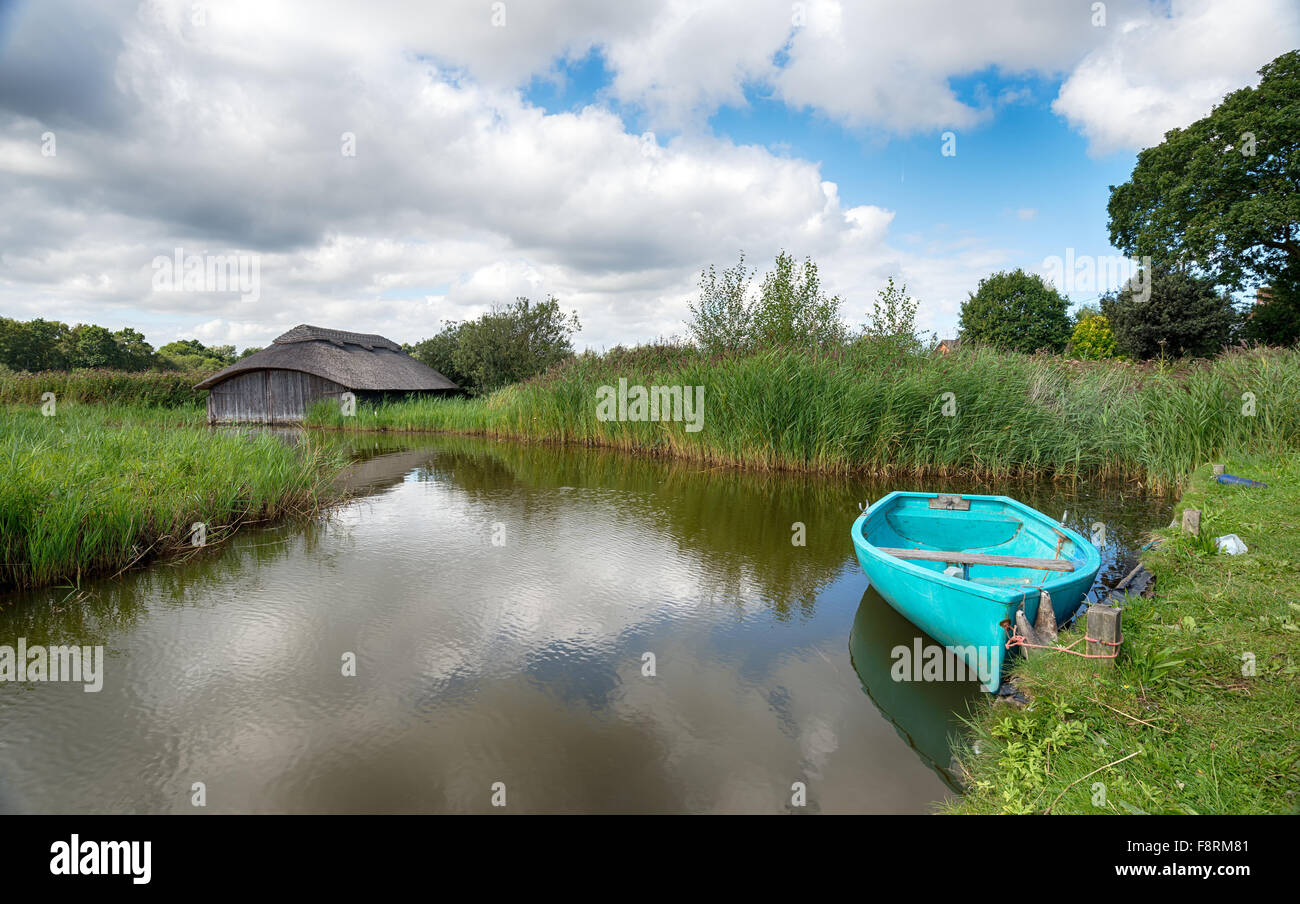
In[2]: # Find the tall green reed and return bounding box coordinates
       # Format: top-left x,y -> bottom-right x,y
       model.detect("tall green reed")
0,403 -> 347,589
304,345 -> 1300,488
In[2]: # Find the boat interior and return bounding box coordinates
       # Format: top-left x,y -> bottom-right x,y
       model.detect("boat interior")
866,494 -> 1078,587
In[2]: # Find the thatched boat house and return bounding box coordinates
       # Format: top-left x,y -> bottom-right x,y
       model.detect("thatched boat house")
195,324 -> 458,423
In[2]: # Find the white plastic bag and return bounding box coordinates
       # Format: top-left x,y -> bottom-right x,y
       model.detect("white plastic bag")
1214,533 -> 1248,555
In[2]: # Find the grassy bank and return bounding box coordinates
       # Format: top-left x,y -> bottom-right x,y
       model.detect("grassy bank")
0,403 -> 347,590
0,368 -> 207,407
306,344 -> 1300,488
947,454 -> 1300,814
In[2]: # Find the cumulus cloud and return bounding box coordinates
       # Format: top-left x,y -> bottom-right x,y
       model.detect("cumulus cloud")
1052,0 -> 1300,155
775,0 -> 1119,132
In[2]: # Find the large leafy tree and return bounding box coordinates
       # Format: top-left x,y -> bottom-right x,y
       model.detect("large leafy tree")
112,327 -> 157,370
1107,50 -> 1300,304
1100,267 -> 1237,359
0,318 -> 71,371
409,321 -> 472,389
66,324 -> 124,369
157,339 -> 238,371
958,269 -> 1072,352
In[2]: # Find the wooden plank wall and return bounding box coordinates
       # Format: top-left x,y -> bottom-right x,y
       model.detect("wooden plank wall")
207,370 -> 347,423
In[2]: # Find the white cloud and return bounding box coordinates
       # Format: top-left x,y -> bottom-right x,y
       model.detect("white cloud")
774,0 -> 1126,133
1052,0 -> 1300,155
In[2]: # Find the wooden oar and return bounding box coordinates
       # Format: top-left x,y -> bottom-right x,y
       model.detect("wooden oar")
877,547 -> 1075,572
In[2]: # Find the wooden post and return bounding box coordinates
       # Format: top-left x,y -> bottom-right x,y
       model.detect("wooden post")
1181,508 -> 1201,536
1014,608 -> 1044,656
1034,589 -> 1058,643
1086,604 -> 1121,665
1212,464 -> 1225,476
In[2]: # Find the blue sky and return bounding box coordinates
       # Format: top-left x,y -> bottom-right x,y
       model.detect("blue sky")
1,0 -> 1295,350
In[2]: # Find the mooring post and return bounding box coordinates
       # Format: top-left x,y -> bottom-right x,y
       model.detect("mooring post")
1181,508 -> 1201,536
1034,588 -> 1058,643
1086,604 -> 1121,665
1015,607 -> 1043,655
1212,464 -> 1225,476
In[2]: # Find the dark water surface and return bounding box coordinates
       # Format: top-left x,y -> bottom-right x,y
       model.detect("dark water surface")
0,435 -> 1171,813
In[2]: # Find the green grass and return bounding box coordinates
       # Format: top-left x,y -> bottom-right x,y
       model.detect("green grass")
0,403 -> 348,590
946,454 -> 1300,814
306,344 -> 1300,488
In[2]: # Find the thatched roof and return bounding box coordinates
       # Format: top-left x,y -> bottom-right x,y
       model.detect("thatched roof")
195,324 -> 458,391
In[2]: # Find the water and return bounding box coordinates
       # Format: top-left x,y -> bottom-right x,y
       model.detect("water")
0,435 -> 1171,813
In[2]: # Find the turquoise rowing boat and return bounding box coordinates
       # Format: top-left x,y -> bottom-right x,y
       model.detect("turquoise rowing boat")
850,492 -> 1101,692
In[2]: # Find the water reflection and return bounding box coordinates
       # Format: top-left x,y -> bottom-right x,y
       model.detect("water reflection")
0,434 -> 1171,813
849,587 -> 982,791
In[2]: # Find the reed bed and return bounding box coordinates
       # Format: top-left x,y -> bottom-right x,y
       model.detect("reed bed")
306,344 -> 1300,488
0,369 -> 207,407
0,403 -> 347,590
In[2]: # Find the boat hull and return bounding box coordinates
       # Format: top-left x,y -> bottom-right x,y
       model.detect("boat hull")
851,492 -> 1102,692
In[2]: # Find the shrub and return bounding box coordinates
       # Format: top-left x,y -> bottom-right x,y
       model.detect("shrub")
1068,313 -> 1118,360
958,269 -> 1072,353
1101,267 -> 1237,359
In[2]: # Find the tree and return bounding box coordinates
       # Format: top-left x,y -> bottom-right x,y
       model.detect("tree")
1108,50 -> 1300,296
157,339 -> 238,371
750,251 -> 846,349
862,278 -> 927,352
66,324 -> 124,369
0,318 -> 70,371
1100,267 -> 1237,359
687,253 -> 755,354
1241,276 -> 1300,346
958,269 -> 1072,352
1067,313 -> 1118,360
417,296 -> 580,396
112,328 -> 157,370
409,322 -> 472,389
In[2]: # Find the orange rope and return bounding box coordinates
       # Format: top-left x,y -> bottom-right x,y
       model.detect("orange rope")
1005,626 -> 1122,659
